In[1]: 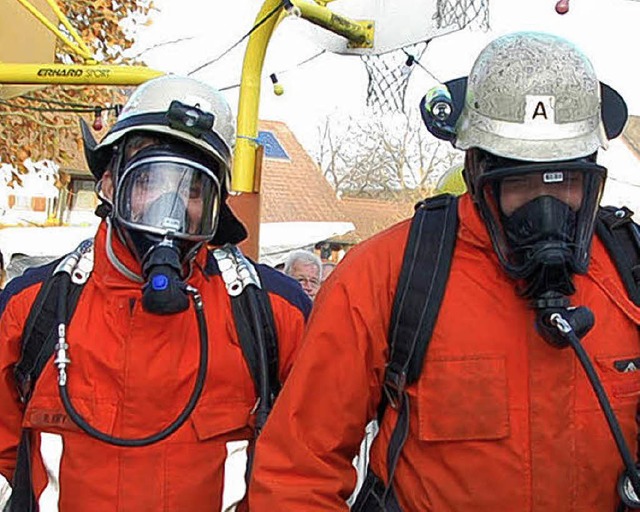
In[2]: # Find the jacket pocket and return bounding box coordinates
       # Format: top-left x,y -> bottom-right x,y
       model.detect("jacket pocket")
417,355 -> 509,441
595,355 -> 640,401
190,398 -> 253,441
23,393 -> 117,435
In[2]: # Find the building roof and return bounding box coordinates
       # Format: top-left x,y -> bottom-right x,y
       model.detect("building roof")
258,120 -> 347,223
56,119 -> 418,244
332,195 -> 416,245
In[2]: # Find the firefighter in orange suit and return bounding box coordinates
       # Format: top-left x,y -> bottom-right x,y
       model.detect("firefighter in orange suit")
249,32 -> 640,511
0,76 -> 310,511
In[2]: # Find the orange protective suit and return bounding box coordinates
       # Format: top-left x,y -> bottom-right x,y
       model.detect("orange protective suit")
0,222 -> 310,511
250,194 -> 640,511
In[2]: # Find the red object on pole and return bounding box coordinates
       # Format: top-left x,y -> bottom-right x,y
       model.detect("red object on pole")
92,109 -> 103,131
555,0 -> 570,15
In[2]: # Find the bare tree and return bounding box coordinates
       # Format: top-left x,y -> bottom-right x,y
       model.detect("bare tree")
314,111 -> 462,199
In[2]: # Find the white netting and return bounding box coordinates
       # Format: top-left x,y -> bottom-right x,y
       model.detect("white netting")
361,0 -> 489,114
360,41 -> 429,114
437,0 -> 489,30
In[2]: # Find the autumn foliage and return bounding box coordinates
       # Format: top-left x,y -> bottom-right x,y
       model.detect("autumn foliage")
0,0 -> 155,172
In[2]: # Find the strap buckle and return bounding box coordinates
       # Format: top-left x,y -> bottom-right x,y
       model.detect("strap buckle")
415,193 -> 455,212
14,370 -> 32,404
383,364 -> 407,410
213,245 -> 261,297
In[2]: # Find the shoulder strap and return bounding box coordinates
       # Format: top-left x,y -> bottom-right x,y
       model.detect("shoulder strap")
383,193 -> 459,408
364,194 -> 458,509
230,286 -> 280,404
11,241 -> 93,512
14,245 -> 92,404
212,247 -> 280,419
596,206 -> 640,307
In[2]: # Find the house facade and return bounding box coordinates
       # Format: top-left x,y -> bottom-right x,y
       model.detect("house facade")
3,116 -> 638,279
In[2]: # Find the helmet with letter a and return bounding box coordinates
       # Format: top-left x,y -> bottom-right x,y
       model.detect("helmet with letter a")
421,31 -> 628,298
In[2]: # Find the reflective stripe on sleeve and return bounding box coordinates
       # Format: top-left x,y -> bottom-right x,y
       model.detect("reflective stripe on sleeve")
38,432 -> 63,512
221,439 -> 249,512
0,472 -> 11,509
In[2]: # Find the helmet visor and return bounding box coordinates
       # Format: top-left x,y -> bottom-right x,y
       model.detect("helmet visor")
115,156 -> 221,241
476,161 -> 606,278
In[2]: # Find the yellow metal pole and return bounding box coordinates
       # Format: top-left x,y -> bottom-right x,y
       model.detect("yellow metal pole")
232,0 -> 375,258
0,63 -> 164,85
290,0 -> 373,48
233,0 -> 373,193
14,0 -> 94,61
233,0 -> 283,193
43,0 -> 96,61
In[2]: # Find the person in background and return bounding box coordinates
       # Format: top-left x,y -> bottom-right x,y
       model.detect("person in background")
284,249 -> 322,300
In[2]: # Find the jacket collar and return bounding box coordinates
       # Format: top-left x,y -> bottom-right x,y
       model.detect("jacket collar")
92,220 -> 209,290
457,193 -> 494,252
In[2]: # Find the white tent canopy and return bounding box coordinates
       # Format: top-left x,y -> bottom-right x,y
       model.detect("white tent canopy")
259,221 -> 355,267
0,225 -> 99,281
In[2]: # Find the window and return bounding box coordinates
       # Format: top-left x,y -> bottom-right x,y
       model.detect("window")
70,179 -> 98,211
257,131 -> 289,160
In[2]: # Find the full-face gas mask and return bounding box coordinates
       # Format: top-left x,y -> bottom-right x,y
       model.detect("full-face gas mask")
81,75 -> 246,314
470,150 -> 606,301
111,140 -> 222,313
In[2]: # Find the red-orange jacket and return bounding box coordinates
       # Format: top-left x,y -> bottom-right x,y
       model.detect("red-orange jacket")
250,194 -> 640,512
0,222 -> 310,511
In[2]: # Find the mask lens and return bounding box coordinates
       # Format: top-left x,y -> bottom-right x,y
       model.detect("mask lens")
498,170 -> 585,216
476,162 -> 606,279
116,157 -> 221,240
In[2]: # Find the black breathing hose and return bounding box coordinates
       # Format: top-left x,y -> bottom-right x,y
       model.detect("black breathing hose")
547,312 -> 640,505
56,274 -> 209,447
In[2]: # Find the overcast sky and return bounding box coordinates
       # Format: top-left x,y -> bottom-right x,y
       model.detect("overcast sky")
130,0 -> 640,154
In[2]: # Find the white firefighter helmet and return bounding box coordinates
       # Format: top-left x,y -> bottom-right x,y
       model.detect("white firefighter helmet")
454,32 -> 608,162
83,75 -> 235,185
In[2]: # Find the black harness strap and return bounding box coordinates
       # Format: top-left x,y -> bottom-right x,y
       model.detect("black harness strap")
14,266 -> 84,405
230,286 -> 280,407
596,206 -> 640,307
385,194 -> 460,402
353,194 -> 459,511
11,265 -> 85,512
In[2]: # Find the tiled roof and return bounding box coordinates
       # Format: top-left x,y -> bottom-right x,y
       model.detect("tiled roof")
332,195 -> 416,244
258,120 -> 348,223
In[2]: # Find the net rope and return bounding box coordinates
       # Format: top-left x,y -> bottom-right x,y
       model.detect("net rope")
360,0 -> 489,113
361,41 -> 429,114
